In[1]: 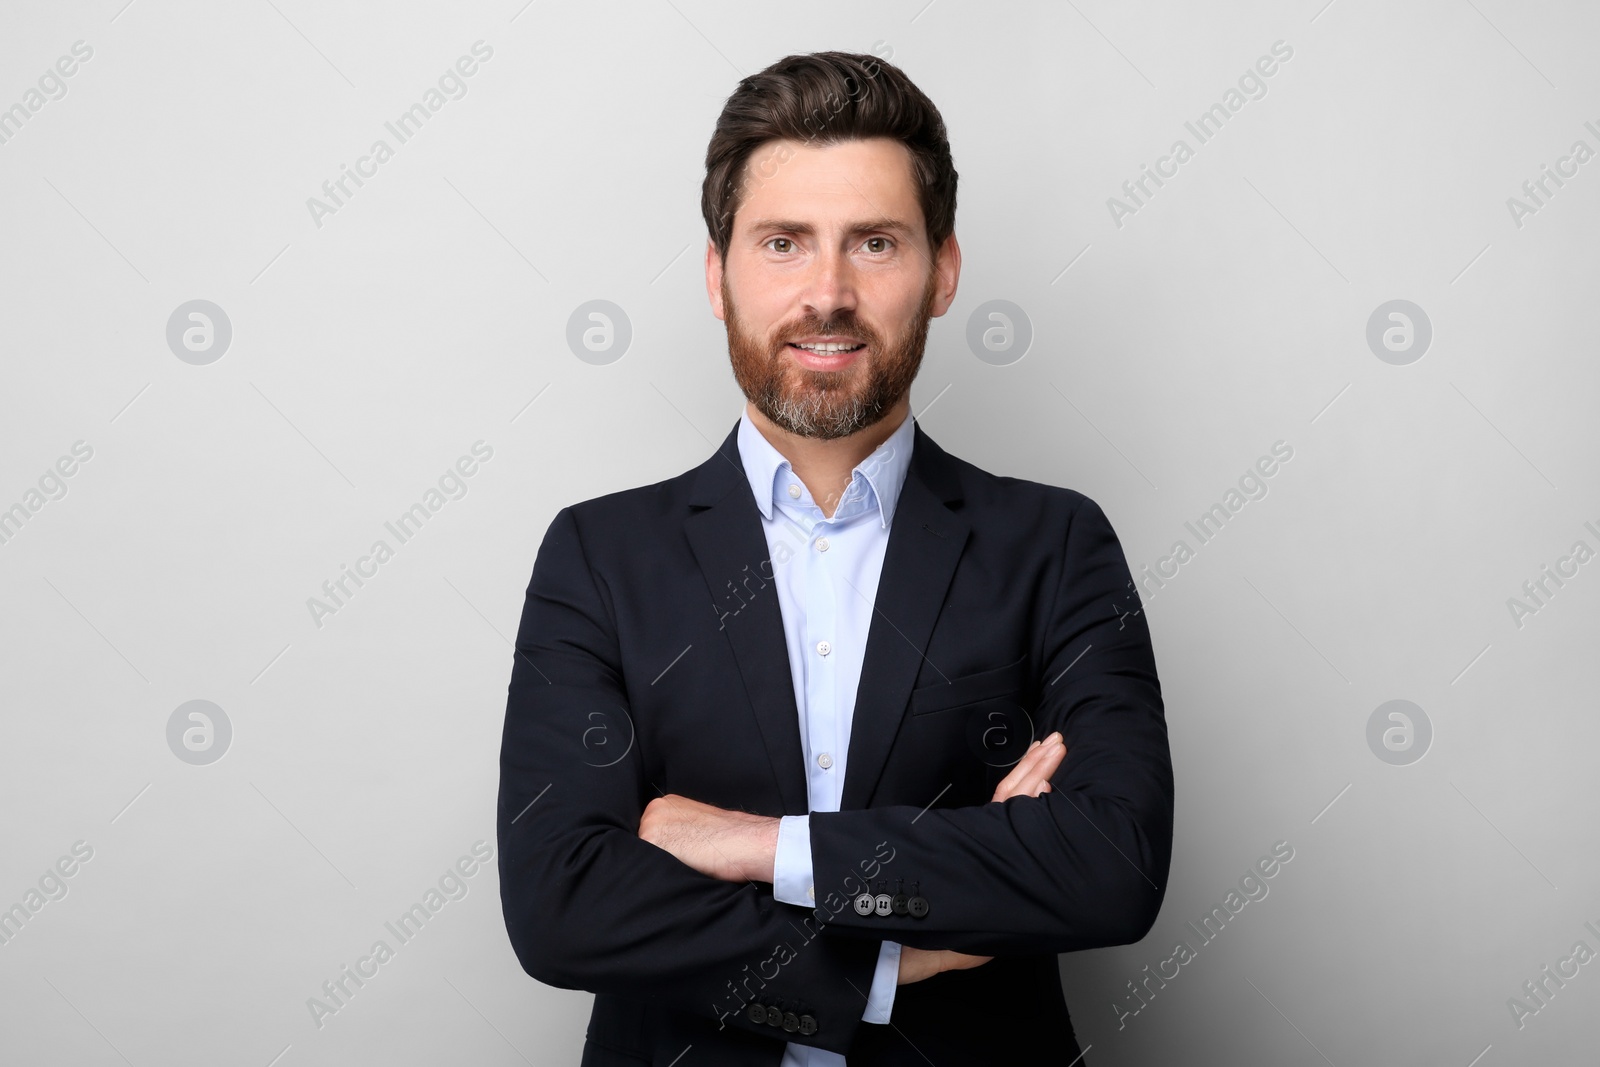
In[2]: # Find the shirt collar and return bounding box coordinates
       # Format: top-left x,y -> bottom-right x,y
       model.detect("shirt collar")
736,407 -> 916,529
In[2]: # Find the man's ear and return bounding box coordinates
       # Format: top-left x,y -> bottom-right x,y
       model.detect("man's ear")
705,239 -> 727,322
929,232 -> 962,319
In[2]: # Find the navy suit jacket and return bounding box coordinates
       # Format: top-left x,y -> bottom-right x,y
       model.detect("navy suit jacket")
497,418 -> 1174,1065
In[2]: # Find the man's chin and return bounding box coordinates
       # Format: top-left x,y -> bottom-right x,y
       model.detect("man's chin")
758,390 -> 887,440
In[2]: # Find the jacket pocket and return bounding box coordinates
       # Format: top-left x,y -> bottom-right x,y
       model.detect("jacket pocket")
909,654 -> 1029,716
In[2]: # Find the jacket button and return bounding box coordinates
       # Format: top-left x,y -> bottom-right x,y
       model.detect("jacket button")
765,1004 -> 783,1026
908,895 -> 929,918
746,1002 -> 766,1024
799,1014 -> 818,1035
873,893 -> 893,916
782,1011 -> 800,1032
853,892 -> 875,916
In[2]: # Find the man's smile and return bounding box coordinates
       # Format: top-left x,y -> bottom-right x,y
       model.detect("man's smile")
786,337 -> 867,371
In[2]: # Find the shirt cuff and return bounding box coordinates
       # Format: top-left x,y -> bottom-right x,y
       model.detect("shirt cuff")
772,814 -> 814,907
864,941 -> 901,1023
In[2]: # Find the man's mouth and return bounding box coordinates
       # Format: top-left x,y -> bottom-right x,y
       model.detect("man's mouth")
786,341 -> 866,371
787,342 -> 865,354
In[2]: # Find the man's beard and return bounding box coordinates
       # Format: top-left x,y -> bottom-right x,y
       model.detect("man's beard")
723,272 -> 936,440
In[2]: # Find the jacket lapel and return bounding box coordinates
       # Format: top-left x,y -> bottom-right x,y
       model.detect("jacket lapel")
683,418 -> 970,816
840,426 -> 969,809
685,425 -> 810,815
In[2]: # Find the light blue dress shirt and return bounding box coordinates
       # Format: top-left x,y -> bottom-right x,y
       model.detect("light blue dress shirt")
735,407 -> 916,1067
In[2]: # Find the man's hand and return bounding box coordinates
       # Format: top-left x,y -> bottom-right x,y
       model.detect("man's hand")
638,793 -> 779,884
898,731 -> 1066,986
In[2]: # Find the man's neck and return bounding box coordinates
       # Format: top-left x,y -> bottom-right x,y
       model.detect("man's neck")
746,399 -> 909,519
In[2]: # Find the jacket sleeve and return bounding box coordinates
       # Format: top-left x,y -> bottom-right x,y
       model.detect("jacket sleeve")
806,495 -> 1174,957
497,505 -> 883,1055
775,815 -> 901,1023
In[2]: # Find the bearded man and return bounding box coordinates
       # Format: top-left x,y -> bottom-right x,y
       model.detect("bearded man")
498,50 -> 1173,1066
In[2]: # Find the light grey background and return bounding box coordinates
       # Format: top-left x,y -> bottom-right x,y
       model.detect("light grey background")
2,1 -> 1595,1064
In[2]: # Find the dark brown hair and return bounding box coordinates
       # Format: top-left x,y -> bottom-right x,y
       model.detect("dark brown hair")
701,51 -> 958,262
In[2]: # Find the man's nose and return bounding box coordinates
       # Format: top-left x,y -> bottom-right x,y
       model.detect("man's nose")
800,246 -> 858,325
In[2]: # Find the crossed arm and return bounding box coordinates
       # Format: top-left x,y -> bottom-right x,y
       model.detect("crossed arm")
638,731 -> 1070,985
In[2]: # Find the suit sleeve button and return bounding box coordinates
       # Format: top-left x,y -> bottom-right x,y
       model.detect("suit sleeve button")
782,1011 -> 800,1032
746,1002 -> 767,1024
799,1014 -> 818,1035
765,1004 -> 783,1026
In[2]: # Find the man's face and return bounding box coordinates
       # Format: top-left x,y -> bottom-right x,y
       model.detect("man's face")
708,137 -> 958,440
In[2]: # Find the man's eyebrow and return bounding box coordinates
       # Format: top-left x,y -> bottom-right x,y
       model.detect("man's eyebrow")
744,217 -> 918,239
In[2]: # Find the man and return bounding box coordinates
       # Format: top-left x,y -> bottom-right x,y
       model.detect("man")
498,52 -> 1173,1065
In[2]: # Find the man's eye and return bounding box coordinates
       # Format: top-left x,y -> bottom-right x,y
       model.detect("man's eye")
767,238 -> 794,253
863,237 -> 891,253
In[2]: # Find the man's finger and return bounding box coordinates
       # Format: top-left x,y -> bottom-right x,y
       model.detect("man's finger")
991,739 -> 1047,799
995,734 -> 1059,797
1028,738 -> 1067,789
992,732 -> 1065,802
1016,750 -> 1064,800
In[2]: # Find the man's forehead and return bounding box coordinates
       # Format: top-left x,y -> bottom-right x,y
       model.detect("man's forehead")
733,136 -> 921,232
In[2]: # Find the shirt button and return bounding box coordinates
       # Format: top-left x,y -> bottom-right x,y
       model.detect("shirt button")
816,640 -> 831,656
815,537 -> 830,552
818,752 -> 833,769
807,884 -> 815,901
787,483 -> 801,499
